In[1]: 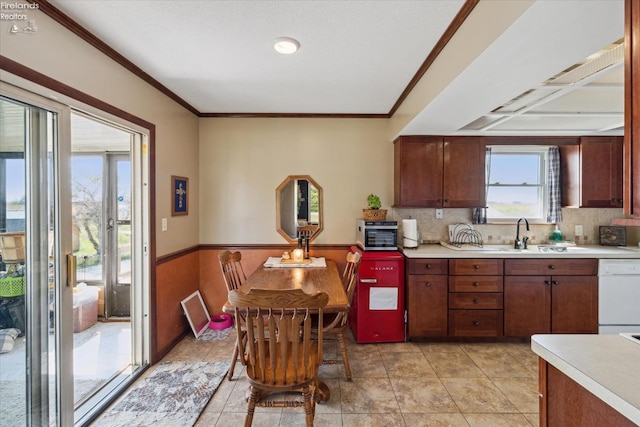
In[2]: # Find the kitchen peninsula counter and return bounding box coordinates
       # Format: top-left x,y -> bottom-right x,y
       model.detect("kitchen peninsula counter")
401,244 -> 640,259
532,334 -> 640,426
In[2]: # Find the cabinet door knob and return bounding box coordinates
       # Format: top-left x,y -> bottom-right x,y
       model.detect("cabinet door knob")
544,280 -> 551,286
425,282 -> 432,287
425,264 -> 432,269
473,321 -> 480,326
548,265 -> 555,270
473,282 -> 480,286
473,298 -> 479,304
473,265 -> 480,270
552,280 -> 559,286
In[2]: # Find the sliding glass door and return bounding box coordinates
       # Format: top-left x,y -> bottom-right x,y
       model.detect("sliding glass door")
1,83 -> 150,426
0,90 -> 74,426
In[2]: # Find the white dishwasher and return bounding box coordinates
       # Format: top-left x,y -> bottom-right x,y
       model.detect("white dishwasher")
598,259 -> 640,334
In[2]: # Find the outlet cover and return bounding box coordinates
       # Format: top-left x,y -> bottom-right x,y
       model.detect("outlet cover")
435,209 -> 443,219
575,225 -> 583,236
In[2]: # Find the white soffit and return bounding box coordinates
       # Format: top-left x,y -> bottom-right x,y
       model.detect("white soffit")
401,0 -> 624,136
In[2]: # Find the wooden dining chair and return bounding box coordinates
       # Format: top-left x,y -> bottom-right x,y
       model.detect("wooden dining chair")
218,250 -> 248,380
315,251 -> 361,381
229,288 -> 329,427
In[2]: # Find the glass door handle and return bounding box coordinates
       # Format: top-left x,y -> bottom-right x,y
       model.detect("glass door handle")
67,254 -> 77,287
107,218 -> 115,231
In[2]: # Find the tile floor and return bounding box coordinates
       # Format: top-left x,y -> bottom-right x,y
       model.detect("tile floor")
134,328 -> 541,427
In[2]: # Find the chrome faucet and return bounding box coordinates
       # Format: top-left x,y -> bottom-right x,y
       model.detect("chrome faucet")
514,217 -> 530,249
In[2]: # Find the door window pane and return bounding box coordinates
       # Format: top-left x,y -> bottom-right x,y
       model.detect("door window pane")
3,160 -> 25,233
72,156 -> 103,282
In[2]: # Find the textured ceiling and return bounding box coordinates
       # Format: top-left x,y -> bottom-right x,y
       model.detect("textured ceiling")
50,0 -> 465,115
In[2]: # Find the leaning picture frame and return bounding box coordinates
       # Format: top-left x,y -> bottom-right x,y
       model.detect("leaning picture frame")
180,291 -> 211,338
171,175 -> 189,216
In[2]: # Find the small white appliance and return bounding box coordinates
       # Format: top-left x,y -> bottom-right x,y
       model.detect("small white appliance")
356,220 -> 398,251
598,259 -> 640,334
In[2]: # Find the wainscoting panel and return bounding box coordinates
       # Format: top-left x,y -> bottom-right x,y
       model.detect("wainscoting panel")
155,249 -> 200,361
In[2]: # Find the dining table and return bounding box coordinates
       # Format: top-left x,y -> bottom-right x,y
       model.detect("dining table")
222,257 -> 348,402
222,257 -> 348,313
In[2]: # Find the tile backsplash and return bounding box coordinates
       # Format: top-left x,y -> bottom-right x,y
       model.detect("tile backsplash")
392,207 -> 639,246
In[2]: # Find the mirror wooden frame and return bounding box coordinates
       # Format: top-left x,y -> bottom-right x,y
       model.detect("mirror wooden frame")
276,175 -> 323,243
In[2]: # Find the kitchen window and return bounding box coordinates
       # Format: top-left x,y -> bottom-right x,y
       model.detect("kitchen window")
485,146 -> 553,223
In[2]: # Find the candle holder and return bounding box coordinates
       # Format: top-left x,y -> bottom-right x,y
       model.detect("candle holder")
292,248 -> 304,262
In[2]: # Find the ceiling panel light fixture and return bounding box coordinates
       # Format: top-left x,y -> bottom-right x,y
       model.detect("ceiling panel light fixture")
274,37 -> 300,55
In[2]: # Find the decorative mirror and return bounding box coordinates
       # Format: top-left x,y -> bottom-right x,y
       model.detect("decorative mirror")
276,175 -> 323,243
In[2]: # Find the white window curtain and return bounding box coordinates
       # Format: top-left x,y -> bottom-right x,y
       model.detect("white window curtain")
546,146 -> 562,223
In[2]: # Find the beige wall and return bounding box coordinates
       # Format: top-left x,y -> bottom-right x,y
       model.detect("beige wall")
199,117 -> 392,244
0,4 -> 200,256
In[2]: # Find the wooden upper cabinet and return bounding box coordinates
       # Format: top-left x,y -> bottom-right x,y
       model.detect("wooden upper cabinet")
562,136 -> 624,208
580,136 -> 623,208
394,136 -> 443,207
394,136 -> 486,208
442,137 -> 486,208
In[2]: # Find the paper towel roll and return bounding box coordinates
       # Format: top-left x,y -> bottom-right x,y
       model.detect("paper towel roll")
402,219 -> 419,248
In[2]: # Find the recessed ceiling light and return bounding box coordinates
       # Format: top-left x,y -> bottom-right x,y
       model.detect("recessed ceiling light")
274,37 -> 300,55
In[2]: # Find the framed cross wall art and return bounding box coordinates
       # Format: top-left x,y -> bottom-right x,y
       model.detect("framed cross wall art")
171,175 -> 189,216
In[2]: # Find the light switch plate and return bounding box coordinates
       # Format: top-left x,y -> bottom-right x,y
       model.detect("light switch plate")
162,218 -> 168,231
575,224 -> 583,236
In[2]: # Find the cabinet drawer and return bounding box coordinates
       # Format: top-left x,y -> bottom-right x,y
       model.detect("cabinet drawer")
407,259 -> 448,275
449,259 -> 504,275
505,259 -> 597,276
449,293 -> 503,310
449,276 -> 504,292
449,310 -> 504,337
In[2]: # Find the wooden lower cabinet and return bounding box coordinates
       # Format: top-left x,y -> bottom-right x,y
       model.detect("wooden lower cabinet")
504,276 -> 550,336
449,309 -> 503,337
448,259 -> 504,337
504,259 -> 598,337
407,257 -> 598,339
407,274 -> 448,337
539,360 -> 636,427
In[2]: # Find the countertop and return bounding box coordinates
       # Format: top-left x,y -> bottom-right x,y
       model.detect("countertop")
531,334 -> 640,425
401,244 -> 640,259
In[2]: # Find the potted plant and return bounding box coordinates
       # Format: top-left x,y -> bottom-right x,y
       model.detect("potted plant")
363,194 -> 387,220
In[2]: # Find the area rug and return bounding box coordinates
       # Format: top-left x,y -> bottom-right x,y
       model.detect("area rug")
92,361 -> 229,427
198,326 -> 232,341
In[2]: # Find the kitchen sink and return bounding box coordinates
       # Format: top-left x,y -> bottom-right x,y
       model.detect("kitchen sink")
440,242 -> 586,254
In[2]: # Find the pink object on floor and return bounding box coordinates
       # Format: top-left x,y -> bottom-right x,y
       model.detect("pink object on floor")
209,314 -> 233,330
